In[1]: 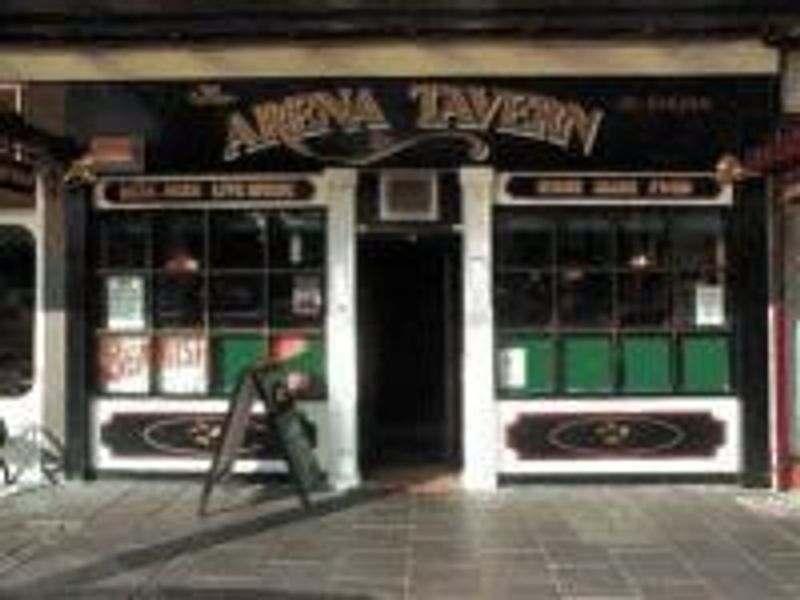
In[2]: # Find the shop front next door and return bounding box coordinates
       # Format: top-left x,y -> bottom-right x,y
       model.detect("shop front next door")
357,234 -> 461,473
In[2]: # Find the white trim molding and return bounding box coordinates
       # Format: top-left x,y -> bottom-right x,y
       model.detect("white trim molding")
0,40 -> 777,82
461,167 -> 498,490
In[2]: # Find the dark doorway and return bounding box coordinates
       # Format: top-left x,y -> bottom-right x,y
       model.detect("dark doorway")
358,234 -> 461,474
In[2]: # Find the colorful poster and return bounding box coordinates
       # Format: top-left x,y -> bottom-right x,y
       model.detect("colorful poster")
98,335 -> 150,394
156,335 -> 208,394
106,275 -> 146,330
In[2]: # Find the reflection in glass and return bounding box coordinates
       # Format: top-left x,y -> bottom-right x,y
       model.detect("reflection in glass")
558,216 -> 613,267
672,211 -> 725,271
618,213 -> 667,270
558,271 -> 613,326
210,211 -> 266,269
618,272 -> 670,327
494,213 -> 553,268
209,274 -> 265,326
100,213 -> 149,268
269,211 -> 325,268
154,274 -> 204,328
494,271 -> 553,327
0,226 -> 34,396
155,212 -> 204,271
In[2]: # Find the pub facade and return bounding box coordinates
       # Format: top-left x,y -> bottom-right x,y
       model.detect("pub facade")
0,14 -> 789,489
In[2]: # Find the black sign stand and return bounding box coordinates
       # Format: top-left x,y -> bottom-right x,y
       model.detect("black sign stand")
199,365 -> 325,516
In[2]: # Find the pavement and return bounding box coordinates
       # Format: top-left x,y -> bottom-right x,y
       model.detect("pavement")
1,479 -> 800,599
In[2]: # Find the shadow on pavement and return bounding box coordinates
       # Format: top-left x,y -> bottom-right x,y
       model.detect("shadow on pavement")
7,487 -> 389,599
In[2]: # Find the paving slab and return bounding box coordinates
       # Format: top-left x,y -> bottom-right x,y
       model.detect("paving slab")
0,482 -> 798,598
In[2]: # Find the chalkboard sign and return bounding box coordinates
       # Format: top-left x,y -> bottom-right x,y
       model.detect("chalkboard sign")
199,365 -> 325,515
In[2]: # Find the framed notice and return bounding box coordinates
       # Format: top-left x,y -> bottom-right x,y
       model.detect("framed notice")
156,335 -> 208,394
106,275 -> 146,330
695,284 -> 725,326
98,335 -> 150,394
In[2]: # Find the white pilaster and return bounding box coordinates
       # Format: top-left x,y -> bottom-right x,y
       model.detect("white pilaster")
323,168 -> 360,491
460,167 -> 498,491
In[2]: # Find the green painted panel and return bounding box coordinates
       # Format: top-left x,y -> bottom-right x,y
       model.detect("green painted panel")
622,336 -> 672,393
497,334 -> 554,395
681,335 -> 730,393
564,335 -> 613,393
212,334 -> 266,394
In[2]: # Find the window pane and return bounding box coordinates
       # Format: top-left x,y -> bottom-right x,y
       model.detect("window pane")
99,213 -> 149,268
558,216 -> 613,267
268,273 -> 324,328
672,212 -> 726,271
154,274 -> 204,328
209,274 -> 265,327
558,271 -> 612,326
618,213 -> 667,270
155,212 -> 205,272
495,213 -> 553,268
495,271 -> 553,327
209,211 -> 267,269
618,272 -> 670,327
0,226 -> 34,396
269,211 -> 325,268
270,331 -> 326,399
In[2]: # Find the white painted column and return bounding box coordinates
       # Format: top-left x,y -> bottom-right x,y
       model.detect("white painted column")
323,168 -> 360,491
460,167 -> 497,491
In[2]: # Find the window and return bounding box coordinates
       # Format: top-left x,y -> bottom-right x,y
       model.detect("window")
0,226 -> 35,396
495,207 -> 732,397
93,209 -> 326,399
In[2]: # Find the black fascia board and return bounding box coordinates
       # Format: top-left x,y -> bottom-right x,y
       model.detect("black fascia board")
0,4 -> 799,43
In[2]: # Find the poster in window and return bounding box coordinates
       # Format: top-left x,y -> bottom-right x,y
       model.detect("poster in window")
106,275 -> 146,330
500,347 -> 527,389
291,275 -> 322,318
98,335 -> 150,394
156,335 -> 208,394
695,284 -> 725,326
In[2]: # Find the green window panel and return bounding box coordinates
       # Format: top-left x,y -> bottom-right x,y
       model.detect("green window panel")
564,335 -> 614,393
212,334 -> 266,395
680,335 -> 730,393
622,335 -> 672,393
497,334 -> 555,395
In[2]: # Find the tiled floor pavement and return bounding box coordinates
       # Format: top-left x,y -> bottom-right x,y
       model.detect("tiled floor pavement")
0,481 -> 800,599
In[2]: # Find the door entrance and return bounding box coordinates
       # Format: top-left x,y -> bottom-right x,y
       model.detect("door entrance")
357,234 -> 461,474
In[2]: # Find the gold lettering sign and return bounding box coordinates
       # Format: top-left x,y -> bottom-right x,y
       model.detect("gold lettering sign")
224,83 -> 605,164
